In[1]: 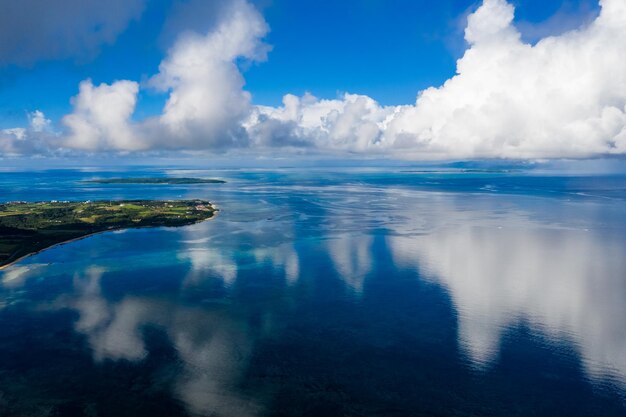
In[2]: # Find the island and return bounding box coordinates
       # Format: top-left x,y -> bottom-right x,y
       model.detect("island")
0,200 -> 217,269
84,177 -> 226,184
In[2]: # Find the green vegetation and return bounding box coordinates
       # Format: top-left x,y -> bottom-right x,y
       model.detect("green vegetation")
0,200 -> 217,268
85,177 -> 226,184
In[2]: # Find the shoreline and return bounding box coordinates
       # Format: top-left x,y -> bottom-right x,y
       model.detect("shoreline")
0,207 -> 218,271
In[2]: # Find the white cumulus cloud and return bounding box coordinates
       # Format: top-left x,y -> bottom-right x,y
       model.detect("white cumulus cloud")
3,0 -> 626,160
147,0 -> 270,150
247,93 -> 397,152
1,110 -> 54,155
57,0 -> 269,153
381,0 -> 626,159
252,0 -> 626,159
28,110 -> 51,133
62,79 -> 141,151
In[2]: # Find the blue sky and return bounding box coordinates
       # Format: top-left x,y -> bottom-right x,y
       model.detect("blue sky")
0,0 -> 599,128
0,0 -> 623,161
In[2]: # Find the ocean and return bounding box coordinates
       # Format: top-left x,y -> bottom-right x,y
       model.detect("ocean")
0,167 -> 625,416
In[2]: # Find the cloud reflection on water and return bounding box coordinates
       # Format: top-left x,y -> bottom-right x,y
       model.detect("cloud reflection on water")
389,220 -> 626,385
326,234 -> 374,294
63,266 -> 261,417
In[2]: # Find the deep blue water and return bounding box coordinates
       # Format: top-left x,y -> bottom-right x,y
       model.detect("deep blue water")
0,168 -> 625,416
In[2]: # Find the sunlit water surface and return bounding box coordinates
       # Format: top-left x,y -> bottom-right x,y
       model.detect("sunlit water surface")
0,168 -> 625,416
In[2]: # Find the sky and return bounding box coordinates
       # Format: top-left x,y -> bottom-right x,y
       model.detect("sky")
0,0 -> 624,162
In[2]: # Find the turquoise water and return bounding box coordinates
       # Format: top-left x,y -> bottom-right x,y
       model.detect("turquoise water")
0,168 -> 625,416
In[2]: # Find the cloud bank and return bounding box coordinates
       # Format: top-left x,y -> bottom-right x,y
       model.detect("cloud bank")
2,0 -> 626,160
252,0 -> 626,159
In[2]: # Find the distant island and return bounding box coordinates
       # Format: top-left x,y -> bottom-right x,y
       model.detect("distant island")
400,169 -> 514,174
0,200 -> 217,269
84,177 -> 226,184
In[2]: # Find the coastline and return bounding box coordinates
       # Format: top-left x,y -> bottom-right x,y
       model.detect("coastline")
0,207 -> 219,271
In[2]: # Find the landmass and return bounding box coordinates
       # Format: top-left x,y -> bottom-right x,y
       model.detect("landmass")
0,200 -> 217,269
85,177 -> 226,184
400,169 -> 514,174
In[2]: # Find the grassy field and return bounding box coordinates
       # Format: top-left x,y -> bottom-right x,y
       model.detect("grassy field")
84,177 -> 226,184
0,200 -> 216,268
